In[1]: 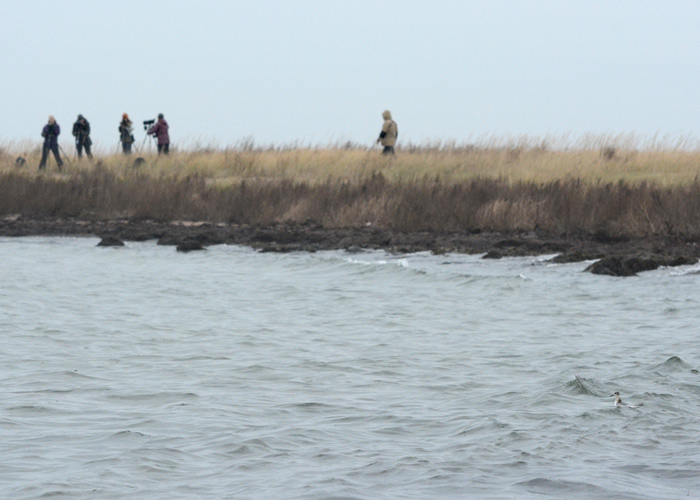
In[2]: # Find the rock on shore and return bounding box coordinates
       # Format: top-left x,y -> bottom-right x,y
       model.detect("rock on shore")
176,239 -> 205,252
97,236 -> 125,247
1,216 -> 699,276
585,254 -> 697,277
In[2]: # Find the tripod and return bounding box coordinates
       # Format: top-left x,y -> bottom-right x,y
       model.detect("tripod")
58,143 -> 72,166
136,131 -> 157,154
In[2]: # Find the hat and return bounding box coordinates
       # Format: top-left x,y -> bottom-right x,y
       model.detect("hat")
158,113 -> 164,119
123,113 -> 129,120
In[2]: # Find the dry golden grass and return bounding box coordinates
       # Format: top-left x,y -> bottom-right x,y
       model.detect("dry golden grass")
2,137 -> 700,186
2,138 -> 700,240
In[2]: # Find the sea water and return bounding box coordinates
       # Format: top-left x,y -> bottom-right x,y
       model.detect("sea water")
1,237 -> 699,499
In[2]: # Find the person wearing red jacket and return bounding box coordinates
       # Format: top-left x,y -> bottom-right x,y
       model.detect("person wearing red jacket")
148,113 -> 170,155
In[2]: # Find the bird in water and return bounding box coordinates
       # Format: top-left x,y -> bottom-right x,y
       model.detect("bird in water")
610,391 -> 640,408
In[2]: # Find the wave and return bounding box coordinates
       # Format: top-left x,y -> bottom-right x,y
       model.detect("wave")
172,355 -> 231,362
343,256 -> 431,278
518,477 -> 611,496
50,370 -> 103,381
652,355 -> 692,372
560,375 -> 606,396
6,404 -> 56,413
670,262 -> 700,276
346,257 -> 409,268
109,430 -> 147,439
456,418 -> 511,437
107,392 -> 199,403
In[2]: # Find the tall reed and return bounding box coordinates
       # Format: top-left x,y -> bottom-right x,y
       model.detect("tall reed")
1,163 -> 699,240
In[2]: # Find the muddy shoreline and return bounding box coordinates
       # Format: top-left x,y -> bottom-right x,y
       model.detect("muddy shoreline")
2,216 -> 699,276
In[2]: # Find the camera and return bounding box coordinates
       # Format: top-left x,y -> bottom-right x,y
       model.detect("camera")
143,119 -> 155,130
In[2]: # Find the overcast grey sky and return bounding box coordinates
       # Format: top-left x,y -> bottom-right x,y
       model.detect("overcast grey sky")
1,1 -> 699,149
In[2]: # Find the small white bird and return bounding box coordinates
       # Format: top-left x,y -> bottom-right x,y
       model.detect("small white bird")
610,391 -> 640,408
611,391 -> 624,406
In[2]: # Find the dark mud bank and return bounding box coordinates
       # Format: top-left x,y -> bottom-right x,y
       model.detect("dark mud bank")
2,216 -> 699,277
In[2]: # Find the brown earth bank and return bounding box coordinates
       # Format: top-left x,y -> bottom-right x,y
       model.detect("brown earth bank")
2,215 -> 699,277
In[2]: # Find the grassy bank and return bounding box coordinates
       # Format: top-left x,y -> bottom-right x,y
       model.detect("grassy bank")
5,135 -> 700,185
1,145 -> 700,240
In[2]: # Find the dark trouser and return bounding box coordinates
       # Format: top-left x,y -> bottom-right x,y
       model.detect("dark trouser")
39,144 -> 63,170
382,146 -> 395,155
122,142 -> 132,154
76,141 -> 92,159
157,143 -> 170,155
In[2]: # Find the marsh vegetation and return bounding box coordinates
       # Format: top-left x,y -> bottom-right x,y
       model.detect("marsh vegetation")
2,137 -> 700,241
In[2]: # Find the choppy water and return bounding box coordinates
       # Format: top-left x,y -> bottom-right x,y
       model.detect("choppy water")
1,237 -> 700,499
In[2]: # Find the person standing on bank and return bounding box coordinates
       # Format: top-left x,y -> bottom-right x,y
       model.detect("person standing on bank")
72,114 -> 93,160
376,110 -> 398,155
148,113 -> 170,155
38,115 -> 63,171
119,113 -> 134,154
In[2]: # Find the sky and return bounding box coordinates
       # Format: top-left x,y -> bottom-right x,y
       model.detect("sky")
1,1 -> 699,150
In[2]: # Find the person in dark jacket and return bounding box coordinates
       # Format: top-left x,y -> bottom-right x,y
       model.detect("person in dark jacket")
119,113 -> 134,154
38,115 -> 63,171
148,113 -> 170,154
72,114 -> 93,159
